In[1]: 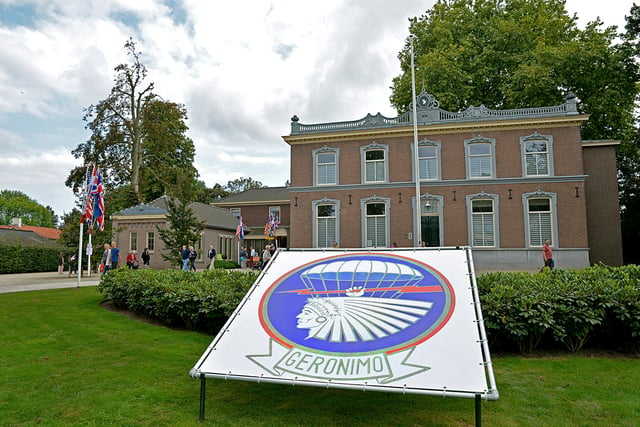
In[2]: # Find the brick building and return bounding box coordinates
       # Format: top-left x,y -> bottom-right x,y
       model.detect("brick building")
282,91 -> 622,271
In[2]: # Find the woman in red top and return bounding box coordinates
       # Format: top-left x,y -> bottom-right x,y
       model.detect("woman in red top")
542,239 -> 554,270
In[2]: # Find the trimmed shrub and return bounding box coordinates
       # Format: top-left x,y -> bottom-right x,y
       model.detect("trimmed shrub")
98,268 -> 256,334
0,244 -> 66,274
478,264 -> 640,354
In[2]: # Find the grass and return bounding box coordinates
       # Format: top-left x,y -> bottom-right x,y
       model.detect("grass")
0,287 -> 638,426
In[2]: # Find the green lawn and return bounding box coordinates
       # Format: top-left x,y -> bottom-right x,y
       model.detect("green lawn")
0,287 -> 638,426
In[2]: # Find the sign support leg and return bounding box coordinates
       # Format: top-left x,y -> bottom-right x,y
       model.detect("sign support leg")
199,375 -> 206,420
475,394 -> 482,427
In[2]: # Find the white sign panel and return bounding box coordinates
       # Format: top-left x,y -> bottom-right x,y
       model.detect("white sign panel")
191,248 -> 498,399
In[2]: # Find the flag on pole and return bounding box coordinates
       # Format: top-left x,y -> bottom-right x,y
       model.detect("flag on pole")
235,216 -> 244,241
80,166 -> 93,224
84,165 -> 100,226
264,214 -> 279,239
92,171 -> 105,232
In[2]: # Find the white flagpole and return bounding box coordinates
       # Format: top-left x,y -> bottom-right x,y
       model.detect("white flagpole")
77,221 -> 84,287
87,233 -> 93,277
77,165 -> 92,287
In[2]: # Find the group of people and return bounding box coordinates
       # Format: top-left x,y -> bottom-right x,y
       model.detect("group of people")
101,242 -> 151,274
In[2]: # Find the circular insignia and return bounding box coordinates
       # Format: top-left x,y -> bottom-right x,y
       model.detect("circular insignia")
259,253 -> 455,355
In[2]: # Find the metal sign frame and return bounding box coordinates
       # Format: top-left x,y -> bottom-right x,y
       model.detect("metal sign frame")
191,247 -> 498,421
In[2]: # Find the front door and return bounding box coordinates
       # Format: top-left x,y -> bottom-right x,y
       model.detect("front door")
421,216 -> 440,247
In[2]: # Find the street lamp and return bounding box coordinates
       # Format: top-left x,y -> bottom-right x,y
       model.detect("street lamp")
410,34 -> 421,247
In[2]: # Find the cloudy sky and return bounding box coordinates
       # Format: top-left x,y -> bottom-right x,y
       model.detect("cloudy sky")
0,0 -> 635,219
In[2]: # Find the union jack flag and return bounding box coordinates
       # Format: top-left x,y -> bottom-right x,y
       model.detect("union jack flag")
264,214 -> 280,238
83,165 -> 105,231
235,216 -> 244,241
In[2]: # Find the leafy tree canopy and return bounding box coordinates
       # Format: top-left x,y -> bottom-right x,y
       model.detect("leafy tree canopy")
390,0 -> 638,142
66,38 -> 199,205
0,190 -> 56,228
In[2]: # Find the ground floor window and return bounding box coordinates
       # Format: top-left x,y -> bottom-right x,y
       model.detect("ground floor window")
129,232 -> 138,252
527,197 -> 553,246
364,202 -> 387,247
471,199 -> 495,247
146,231 -> 155,252
315,203 -> 337,248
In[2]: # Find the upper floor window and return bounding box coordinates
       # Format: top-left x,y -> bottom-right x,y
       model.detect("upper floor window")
361,142 -> 389,183
418,140 -> 441,180
521,133 -> 553,177
269,206 -> 280,220
465,136 -> 495,179
313,146 -> 338,185
230,208 -> 241,218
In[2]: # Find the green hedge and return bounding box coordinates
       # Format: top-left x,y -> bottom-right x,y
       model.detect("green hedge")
97,268 -> 256,333
97,264 -> 640,353
0,244 -> 66,274
478,264 -> 640,354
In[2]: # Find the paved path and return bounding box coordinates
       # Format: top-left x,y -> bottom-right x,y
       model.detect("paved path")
0,271 -> 100,294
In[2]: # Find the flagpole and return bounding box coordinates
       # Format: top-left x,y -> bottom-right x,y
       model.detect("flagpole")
77,221 -> 83,287
87,231 -> 92,277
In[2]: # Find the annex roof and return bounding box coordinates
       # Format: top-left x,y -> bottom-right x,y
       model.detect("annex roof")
214,187 -> 290,206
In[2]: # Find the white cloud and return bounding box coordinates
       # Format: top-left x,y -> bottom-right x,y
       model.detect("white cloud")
0,0 -> 635,217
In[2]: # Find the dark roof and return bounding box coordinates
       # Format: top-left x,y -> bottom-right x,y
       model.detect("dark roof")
146,196 -> 240,231
0,228 -> 59,246
214,187 -> 290,205
114,203 -> 167,216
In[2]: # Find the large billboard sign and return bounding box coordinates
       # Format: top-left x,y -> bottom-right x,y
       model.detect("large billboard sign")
191,248 -> 498,400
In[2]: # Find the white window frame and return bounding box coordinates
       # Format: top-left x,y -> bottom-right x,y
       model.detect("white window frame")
360,195 -> 390,248
360,142 -> 389,183
312,198 -> 340,248
129,231 -> 138,252
521,132 -> 553,177
313,146 -> 339,186
523,191 -> 557,248
466,193 -> 499,248
146,231 -> 155,252
464,136 -> 496,179
413,139 -> 441,181
230,208 -> 241,219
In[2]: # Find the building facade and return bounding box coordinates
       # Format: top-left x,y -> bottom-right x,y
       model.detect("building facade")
212,187 -> 290,254
283,92 -> 622,271
111,196 -> 241,270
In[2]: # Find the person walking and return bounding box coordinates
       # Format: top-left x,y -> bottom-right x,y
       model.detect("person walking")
181,245 -> 190,271
249,247 -> 255,269
262,245 -> 272,269
141,248 -> 150,269
189,246 -> 197,271
110,242 -> 120,269
207,245 -> 216,270
542,239 -> 554,270
101,243 -> 112,275
58,252 -> 65,274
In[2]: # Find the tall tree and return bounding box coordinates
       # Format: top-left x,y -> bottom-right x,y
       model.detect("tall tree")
391,0 -> 637,141
139,99 -> 199,202
0,190 -> 56,228
157,198 -> 204,267
66,38 -> 199,204
224,177 -> 265,194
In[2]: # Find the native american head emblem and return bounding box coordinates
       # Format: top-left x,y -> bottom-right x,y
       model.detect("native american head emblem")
260,254 -> 454,354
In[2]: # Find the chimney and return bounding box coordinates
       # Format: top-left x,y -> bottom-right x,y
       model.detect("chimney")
11,218 -> 22,228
